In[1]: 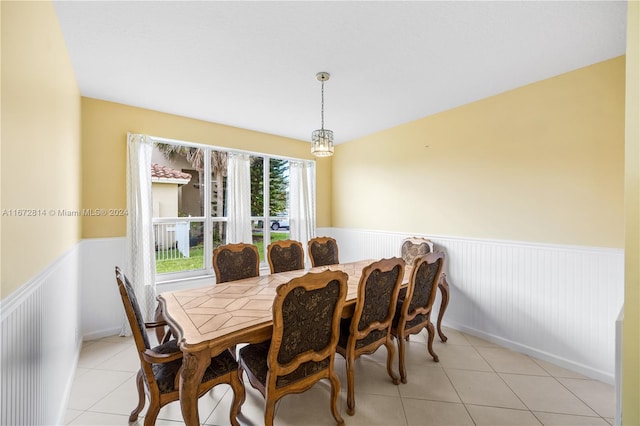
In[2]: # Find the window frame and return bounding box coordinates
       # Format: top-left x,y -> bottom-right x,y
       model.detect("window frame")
149,135 -> 311,284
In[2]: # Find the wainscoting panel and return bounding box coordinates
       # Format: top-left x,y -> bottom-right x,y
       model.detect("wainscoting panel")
321,228 -> 624,383
0,244 -> 81,426
79,237 -> 126,340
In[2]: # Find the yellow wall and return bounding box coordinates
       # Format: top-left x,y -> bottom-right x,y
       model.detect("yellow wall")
623,2 -> 640,424
333,57 -> 625,248
81,98 -> 331,238
0,1 -> 81,297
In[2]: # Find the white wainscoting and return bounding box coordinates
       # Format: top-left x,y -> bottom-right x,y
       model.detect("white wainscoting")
0,232 -> 623,425
320,227 -> 624,384
79,237 -> 127,340
0,243 -> 81,426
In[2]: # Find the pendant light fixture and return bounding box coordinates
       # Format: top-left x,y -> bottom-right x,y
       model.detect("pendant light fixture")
311,71 -> 334,157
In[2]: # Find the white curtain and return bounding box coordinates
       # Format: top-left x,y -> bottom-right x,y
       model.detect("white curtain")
121,133 -> 157,335
289,160 -> 316,267
226,152 -> 253,243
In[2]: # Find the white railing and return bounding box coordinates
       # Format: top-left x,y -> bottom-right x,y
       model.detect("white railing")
153,219 -> 191,260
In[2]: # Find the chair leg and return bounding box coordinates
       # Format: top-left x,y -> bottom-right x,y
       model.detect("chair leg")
437,275 -> 450,343
228,370 -> 246,426
328,370 -> 345,426
426,322 -> 439,362
345,355 -> 356,415
264,398 -> 277,426
143,402 -> 160,426
129,370 -> 145,422
397,332 -> 408,384
385,339 -> 400,385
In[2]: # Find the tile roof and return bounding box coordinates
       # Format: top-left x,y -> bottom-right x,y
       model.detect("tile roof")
151,163 -> 192,181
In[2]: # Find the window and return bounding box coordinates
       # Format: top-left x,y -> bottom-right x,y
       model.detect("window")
151,140 -> 309,281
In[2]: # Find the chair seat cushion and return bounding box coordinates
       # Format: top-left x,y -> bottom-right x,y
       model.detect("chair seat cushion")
239,340 -> 330,389
151,340 -> 238,394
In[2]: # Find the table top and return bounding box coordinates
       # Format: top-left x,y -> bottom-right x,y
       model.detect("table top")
158,259 -> 408,354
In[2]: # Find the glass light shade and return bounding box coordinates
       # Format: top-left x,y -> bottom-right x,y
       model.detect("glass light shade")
311,129 -> 334,157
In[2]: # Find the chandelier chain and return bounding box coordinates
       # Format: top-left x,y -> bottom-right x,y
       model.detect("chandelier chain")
320,80 -> 325,130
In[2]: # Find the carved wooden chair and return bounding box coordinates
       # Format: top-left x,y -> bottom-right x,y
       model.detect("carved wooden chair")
400,237 -> 434,266
114,267 -> 245,426
336,257 -> 405,415
308,236 -> 339,267
238,270 -> 348,426
391,252 -> 445,383
266,239 -> 305,273
400,237 -> 450,342
212,242 -> 260,284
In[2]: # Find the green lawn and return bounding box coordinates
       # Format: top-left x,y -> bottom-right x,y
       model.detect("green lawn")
156,231 -> 290,274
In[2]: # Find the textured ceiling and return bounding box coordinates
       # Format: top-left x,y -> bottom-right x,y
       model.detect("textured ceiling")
53,1 -> 627,144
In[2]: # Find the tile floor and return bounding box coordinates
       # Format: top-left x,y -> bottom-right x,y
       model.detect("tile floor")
65,328 -> 615,426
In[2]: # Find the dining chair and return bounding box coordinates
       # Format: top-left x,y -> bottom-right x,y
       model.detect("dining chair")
266,239 -> 305,273
212,242 -> 260,284
400,236 -> 450,342
308,236 -> 339,267
335,257 -> 405,415
391,252 -> 445,383
114,267 -> 245,426
237,269 -> 348,426
400,237 -> 434,266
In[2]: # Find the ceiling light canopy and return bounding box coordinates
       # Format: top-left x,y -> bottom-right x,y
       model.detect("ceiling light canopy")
311,72 -> 334,157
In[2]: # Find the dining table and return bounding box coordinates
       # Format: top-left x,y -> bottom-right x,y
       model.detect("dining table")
157,259 -> 419,425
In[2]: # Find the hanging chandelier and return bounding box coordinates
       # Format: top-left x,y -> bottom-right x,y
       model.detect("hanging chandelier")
311,71 -> 334,157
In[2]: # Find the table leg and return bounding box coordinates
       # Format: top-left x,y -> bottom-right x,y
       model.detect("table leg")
180,350 -> 211,426
437,274 -> 450,342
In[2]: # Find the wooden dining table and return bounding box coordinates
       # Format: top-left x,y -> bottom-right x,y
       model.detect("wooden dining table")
157,258 -> 449,426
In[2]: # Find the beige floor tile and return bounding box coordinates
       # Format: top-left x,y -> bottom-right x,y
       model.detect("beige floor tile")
99,335 -> 134,344
467,405 -> 542,425
556,378 -> 616,418
89,373 -> 146,417
460,333 -> 501,348
476,346 -> 549,376
397,339 -> 442,371
95,343 -> 141,372
66,369 -> 135,411
271,382 -> 346,426
63,408 -> 83,425
205,379 -> 265,425
398,366 -> 460,403
533,411 -> 610,425
500,374 -> 597,416
445,369 -> 526,409
403,399 -> 474,426
335,356 -> 401,397
339,393 -> 407,425
66,329 -> 616,426
67,410 -> 139,425
155,386 -> 228,423
435,327 -> 472,345
424,342 -> 493,371
533,359 -> 590,379
77,340 -> 131,369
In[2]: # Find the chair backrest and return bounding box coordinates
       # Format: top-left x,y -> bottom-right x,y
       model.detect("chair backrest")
267,239 -> 305,273
212,243 -> 260,283
268,269 -> 348,388
349,258 -> 405,348
400,237 -> 435,266
114,266 -> 151,352
308,237 -> 339,267
400,252 -> 444,320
